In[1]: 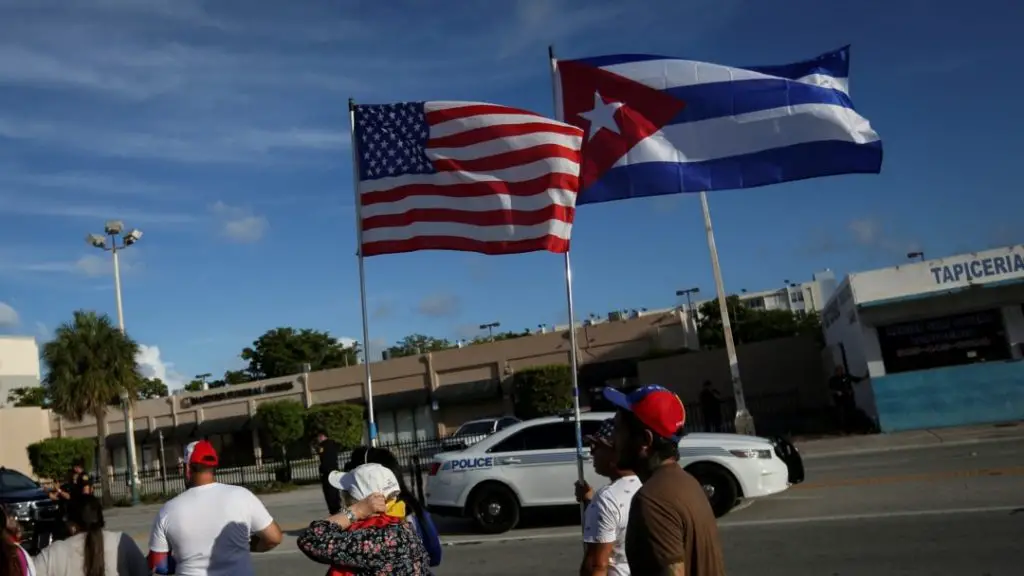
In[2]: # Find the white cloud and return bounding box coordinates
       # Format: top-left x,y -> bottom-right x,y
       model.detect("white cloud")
849,218 -> 880,245
211,201 -> 268,243
0,302 -> 19,327
18,252 -> 140,278
338,337 -> 357,348
135,344 -> 186,388
34,321 -> 51,342
417,293 -> 460,318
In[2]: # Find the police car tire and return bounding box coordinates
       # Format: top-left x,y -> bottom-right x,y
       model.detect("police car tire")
686,463 -> 739,518
469,482 -> 520,534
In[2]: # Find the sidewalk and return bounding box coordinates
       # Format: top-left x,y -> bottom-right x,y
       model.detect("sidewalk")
795,421 -> 1024,458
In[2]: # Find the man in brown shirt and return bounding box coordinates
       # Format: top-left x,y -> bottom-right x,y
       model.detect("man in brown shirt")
604,385 -> 726,576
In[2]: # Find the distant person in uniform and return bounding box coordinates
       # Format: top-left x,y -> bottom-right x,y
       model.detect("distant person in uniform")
699,381 -> 723,432
604,385 -> 726,576
315,430 -> 342,515
829,366 -> 863,433
48,459 -> 92,541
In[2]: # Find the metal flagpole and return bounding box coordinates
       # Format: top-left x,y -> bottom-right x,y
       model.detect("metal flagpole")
699,191 -> 756,436
549,45 -> 588,538
348,98 -> 378,447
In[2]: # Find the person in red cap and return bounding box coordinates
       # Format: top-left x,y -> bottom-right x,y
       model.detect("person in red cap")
603,385 -> 726,576
147,440 -> 284,576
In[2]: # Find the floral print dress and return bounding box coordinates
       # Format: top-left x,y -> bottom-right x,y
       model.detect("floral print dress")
297,515 -> 432,576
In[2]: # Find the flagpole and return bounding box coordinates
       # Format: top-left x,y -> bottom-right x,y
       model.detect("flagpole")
549,45 -> 588,536
349,98 -> 378,447
699,191 -> 755,436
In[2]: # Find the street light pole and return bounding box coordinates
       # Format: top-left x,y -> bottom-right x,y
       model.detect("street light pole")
480,322 -> 500,341
88,220 -> 143,506
675,287 -> 700,337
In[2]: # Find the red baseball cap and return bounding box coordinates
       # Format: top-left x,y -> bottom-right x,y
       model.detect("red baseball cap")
185,440 -> 219,467
603,385 -> 686,441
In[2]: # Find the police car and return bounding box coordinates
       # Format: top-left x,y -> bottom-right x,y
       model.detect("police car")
425,412 -> 804,533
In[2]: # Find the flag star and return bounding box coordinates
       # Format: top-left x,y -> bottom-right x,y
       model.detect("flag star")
578,92 -> 624,141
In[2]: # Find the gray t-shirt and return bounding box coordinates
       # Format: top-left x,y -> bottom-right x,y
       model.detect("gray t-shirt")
34,531 -> 149,576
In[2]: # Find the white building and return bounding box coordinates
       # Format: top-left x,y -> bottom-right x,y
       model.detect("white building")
822,245 -> 1024,432
693,270 -> 838,314
0,336 -> 42,408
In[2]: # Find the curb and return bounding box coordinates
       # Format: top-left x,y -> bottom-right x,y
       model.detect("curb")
799,434 -> 1024,460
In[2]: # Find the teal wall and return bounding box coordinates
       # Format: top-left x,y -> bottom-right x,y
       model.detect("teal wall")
871,361 -> 1024,432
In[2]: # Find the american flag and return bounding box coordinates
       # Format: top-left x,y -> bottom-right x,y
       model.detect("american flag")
353,101 -> 584,257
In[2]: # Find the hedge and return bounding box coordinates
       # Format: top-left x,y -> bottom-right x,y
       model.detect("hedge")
305,403 -> 364,450
26,437 -> 95,481
512,364 -> 573,420
256,399 -> 306,455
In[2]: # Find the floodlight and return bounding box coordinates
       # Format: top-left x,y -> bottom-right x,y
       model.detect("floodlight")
104,220 -> 124,235
124,229 -> 143,245
87,234 -> 107,249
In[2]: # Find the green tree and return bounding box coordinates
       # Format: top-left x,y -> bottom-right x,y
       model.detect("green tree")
42,310 -> 141,507
512,365 -> 573,419
26,437 -> 95,481
137,377 -> 168,400
183,380 -> 205,392
6,386 -> 50,407
256,399 -> 306,459
696,297 -> 823,348
387,334 -> 452,358
305,404 -> 364,450
242,328 -> 359,379
223,369 -> 252,385
472,329 -> 531,344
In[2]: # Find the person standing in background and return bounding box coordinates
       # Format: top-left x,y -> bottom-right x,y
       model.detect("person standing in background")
34,495 -> 148,576
315,430 -> 342,515
698,382 -> 722,432
1,505 -> 35,576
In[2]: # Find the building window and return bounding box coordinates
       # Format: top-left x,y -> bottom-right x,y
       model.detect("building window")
790,291 -> 804,303
877,309 -> 1010,374
374,406 -> 436,444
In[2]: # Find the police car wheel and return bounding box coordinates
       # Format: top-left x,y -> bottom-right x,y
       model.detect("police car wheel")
470,482 -> 520,534
687,463 -> 739,518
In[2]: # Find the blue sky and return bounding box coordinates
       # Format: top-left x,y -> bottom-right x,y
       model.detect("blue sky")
0,0 -> 1020,387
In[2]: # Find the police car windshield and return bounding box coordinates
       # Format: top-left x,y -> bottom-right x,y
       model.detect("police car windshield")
0,469 -> 39,492
454,421 -> 493,436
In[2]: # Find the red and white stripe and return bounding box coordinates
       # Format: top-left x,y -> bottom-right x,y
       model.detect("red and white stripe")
358,101 -> 584,256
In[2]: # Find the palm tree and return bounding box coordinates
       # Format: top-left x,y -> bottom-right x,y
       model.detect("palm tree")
42,310 -> 141,507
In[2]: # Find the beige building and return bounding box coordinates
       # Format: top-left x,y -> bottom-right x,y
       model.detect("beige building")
46,307 -> 831,474
0,407 -> 52,473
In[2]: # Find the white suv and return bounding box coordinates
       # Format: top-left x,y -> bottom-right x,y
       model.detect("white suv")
425,412 -> 804,533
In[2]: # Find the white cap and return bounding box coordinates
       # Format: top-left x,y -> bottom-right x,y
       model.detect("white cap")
327,463 -> 400,500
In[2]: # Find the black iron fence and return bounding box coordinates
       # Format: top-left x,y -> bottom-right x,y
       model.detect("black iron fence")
100,390 -> 806,502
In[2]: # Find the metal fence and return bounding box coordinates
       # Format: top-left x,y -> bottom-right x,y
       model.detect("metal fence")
101,390 -> 804,502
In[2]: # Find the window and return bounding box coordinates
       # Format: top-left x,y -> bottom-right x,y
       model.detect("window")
0,469 -> 38,493
455,421 -> 496,437
415,405 -> 435,440
489,421 -> 604,453
877,309 -> 1009,374
790,291 -> 804,303
497,417 -> 520,431
395,409 -> 416,443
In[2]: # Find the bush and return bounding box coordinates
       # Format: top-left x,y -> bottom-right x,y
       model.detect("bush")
256,400 -> 306,457
26,437 -> 95,481
512,365 -> 573,420
305,404 -> 364,450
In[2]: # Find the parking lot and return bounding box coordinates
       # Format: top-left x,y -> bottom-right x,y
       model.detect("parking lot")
99,432 -> 1024,575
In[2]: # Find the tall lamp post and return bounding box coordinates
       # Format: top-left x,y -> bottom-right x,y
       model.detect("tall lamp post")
676,287 -> 700,336
480,321 -> 500,341
87,220 -> 143,506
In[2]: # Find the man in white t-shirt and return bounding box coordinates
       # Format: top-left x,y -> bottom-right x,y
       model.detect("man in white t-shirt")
147,440 -> 284,576
574,418 -> 640,576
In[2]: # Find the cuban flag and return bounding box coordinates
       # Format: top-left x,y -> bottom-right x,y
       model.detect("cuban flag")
554,46 -> 882,205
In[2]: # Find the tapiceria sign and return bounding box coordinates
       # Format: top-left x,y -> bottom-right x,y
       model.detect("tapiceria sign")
929,253 -> 1024,285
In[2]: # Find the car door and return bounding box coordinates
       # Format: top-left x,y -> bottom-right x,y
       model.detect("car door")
486,422 -> 581,506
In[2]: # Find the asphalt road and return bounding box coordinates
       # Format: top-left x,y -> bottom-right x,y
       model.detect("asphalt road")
105,437 -> 1024,575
